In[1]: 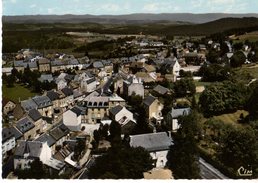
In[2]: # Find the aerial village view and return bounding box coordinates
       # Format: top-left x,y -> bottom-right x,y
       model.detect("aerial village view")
1,0 -> 258,180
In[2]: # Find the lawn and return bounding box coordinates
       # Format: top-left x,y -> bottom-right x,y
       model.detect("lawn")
212,110 -> 249,128
194,81 -> 213,87
2,84 -> 39,103
239,64 -> 258,79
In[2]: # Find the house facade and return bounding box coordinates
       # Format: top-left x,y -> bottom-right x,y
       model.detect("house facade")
2,98 -> 16,115
143,95 -> 164,123
14,141 -> 52,170
129,132 -> 173,168
165,107 -> 191,132
63,107 -> 82,131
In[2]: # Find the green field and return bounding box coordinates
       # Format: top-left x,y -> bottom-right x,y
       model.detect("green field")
237,64 -> 258,79
2,84 -> 39,103
212,110 -> 249,127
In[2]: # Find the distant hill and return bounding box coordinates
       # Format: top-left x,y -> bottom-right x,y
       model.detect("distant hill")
3,13 -> 258,24
158,17 -> 258,36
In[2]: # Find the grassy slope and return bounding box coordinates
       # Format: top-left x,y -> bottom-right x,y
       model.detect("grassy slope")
2,84 -> 38,103
212,110 -> 249,127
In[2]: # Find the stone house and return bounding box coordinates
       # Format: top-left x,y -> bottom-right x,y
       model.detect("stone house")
32,96 -> 53,118
143,95 -> 164,124
56,79 -> 67,90
123,76 -> 144,97
49,123 -> 70,147
38,58 -> 51,72
15,117 -> 36,140
2,98 -> 16,115
28,108 -> 47,134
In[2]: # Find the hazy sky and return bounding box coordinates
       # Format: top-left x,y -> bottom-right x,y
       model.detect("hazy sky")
3,0 -> 258,15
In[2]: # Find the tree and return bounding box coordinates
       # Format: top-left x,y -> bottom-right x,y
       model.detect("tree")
88,146 -> 154,179
199,81 -> 248,116
15,158 -> 58,179
73,138 -> 86,161
246,82 -> 258,119
6,75 -> 15,87
167,111 -> 201,179
199,64 -> 231,82
206,50 -> 220,64
109,121 -> 122,147
174,78 -> 196,97
230,51 -> 246,68
218,127 -> 258,177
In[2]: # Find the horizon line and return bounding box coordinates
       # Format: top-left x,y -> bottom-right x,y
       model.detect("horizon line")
3,12 -> 258,16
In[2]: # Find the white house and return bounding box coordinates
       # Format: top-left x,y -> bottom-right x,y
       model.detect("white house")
109,105 -> 136,134
165,107 -> 191,132
2,128 -> 16,157
80,78 -> 97,93
123,75 -> 144,97
63,107 -> 82,131
56,79 -> 67,90
129,132 -> 173,168
14,141 -> 52,170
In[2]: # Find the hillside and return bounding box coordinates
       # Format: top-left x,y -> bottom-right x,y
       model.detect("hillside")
3,17 -> 258,53
3,13 -> 258,24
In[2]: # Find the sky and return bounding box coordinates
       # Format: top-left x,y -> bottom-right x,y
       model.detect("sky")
2,0 -> 258,15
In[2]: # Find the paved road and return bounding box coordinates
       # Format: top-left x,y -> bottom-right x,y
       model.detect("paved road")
199,158 -> 229,179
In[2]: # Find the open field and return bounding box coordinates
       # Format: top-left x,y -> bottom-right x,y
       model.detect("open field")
234,64 -> 258,79
231,31 -> 258,43
211,110 -> 249,128
2,84 -> 39,103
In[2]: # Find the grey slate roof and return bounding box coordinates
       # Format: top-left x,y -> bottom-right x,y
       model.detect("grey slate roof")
28,108 -> 42,122
14,61 -> 24,67
68,59 -> 79,65
15,117 -> 35,134
130,132 -> 173,152
21,99 -> 38,111
170,107 -> 191,118
32,96 -> 52,109
23,62 -> 37,69
38,58 -> 50,64
153,85 -> 169,95
14,141 -> 43,158
46,90 -> 60,101
2,128 -> 15,143
61,87 -> 73,97
10,127 -> 23,140
49,123 -> 70,141
64,74 -> 74,82
93,61 -> 104,68
102,60 -> 112,66
73,89 -> 83,99
86,77 -> 96,84
51,59 -> 65,66
70,106 -> 82,116
38,74 -> 54,82
34,133 -> 56,147
109,105 -> 123,116
143,95 -> 156,106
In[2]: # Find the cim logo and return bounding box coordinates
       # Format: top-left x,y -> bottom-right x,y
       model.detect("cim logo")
237,166 -> 252,177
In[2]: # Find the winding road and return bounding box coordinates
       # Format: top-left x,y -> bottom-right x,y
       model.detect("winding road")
199,157 -> 229,179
